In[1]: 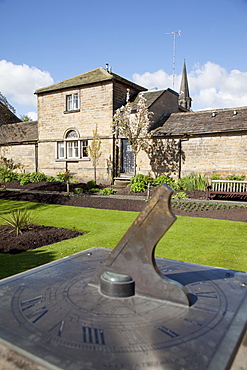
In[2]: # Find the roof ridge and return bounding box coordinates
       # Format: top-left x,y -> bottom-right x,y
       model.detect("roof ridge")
35,67 -> 146,94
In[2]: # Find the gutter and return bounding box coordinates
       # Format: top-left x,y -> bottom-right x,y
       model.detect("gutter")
153,128 -> 247,138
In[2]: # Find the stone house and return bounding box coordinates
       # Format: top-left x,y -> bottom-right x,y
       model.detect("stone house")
34,67 -> 181,183
1,63 -> 247,182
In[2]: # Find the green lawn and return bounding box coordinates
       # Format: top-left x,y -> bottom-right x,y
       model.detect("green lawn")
0,199 -> 246,280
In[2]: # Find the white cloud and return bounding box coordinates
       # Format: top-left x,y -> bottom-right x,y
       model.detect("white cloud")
133,70 -> 176,91
133,62 -> 247,111
26,111 -> 38,121
0,60 -> 54,107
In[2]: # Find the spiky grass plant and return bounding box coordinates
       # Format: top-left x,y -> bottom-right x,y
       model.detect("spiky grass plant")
0,209 -> 32,235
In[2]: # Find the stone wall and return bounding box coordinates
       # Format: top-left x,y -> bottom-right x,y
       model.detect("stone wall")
38,82 -> 114,140
136,133 -> 247,180
181,133 -> 247,178
0,144 -> 37,172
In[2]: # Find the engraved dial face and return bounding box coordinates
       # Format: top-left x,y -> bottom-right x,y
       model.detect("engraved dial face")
0,249 -> 246,370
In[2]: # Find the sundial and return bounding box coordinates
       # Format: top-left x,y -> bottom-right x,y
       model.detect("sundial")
0,184 -> 246,369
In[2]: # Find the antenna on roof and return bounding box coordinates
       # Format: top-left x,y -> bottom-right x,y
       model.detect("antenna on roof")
165,30 -> 181,89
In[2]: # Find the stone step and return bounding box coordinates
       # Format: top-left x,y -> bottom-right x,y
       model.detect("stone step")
113,178 -> 131,188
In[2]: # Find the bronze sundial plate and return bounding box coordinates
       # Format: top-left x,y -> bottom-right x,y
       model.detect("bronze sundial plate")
0,247 -> 246,370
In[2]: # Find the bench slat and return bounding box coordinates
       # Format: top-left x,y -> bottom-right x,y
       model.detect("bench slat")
207,180 -> 247,199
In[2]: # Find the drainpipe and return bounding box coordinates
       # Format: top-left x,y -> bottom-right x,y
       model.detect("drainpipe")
35,142 -> 38,172
178,139 -> 182,179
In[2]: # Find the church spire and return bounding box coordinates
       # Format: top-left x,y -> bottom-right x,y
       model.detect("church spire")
179,60 -> 192,111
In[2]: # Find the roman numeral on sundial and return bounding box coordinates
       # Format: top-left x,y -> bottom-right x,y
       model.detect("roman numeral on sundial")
82,326 -> 105,345
157,325 -> 180,339
21,295 -> 48,323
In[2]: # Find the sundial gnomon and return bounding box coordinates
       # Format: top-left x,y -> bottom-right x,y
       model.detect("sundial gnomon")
0,184 -> 246,369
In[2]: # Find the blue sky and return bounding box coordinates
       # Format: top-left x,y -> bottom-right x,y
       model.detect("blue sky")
1,0 -> 247,119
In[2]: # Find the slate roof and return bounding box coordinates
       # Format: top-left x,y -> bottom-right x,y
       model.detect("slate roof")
35,67 -> 146,95
153,106 -> 247,137
130,89 -> 178,111
0,102 -> 21,125
0,121 -> 38,144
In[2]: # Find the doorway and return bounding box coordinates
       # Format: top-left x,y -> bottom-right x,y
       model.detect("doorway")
121,139 -> 134,175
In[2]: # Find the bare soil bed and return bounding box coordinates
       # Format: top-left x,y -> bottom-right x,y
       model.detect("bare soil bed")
0,224 -> 82,254
0,180 -> 246,254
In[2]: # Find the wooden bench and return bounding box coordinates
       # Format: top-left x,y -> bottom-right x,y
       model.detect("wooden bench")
206,180 -> 247,199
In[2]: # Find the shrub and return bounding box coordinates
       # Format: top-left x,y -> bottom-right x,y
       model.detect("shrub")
172,192 -> 189,199
87,180 -> 97,190
17,172 -> 49,185
19,174 -> 31,186
129,174 -> 147,185
154,175 -> 175,188
129,181 -> 147,193
89,188 -> 100,193
176,173 -> 208,191
211,174 -> 223,180
0,169 -> 18,183
0,209 -> 32,235
99,187 -> 116,195
225,175 -> 245,181
47,176 -> 56,182
128,174 -> 150,193
29,172 -> 47,183
74,187 -> 84,194
0,157 -> 21,189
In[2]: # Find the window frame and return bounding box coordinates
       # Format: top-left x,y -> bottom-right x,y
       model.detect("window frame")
56,130 -> 89,161
57,141 -> 65,159
65,93 -> 79,112
67,140 -> 79,159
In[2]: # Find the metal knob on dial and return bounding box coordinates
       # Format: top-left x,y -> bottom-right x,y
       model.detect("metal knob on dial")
100,271 -> 135,297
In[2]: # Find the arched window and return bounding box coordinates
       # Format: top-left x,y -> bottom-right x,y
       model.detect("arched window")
65,130 -> 79,158
66,130 -> 78,139
57,129 -> 88,160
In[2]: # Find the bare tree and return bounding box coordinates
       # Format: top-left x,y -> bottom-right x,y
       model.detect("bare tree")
113,90 -> 153,174
0,92 -> 16,114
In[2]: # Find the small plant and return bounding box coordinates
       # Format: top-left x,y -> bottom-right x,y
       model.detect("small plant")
0,209 -> 32,235
74,187 -> 84,194
176,173 -> 208,191
129,174 -> 148,185
154,175 -> 175,188
211,174 -> 223,180
89,188 -> 100,193
0,157 -> 21,189
129,181 -> 147,193
172,192 -> 189,199
128,174 -> 150,193
29,172 -> 47,183
87,180 -> 97,190
225,175 -> 245,181
99,187 -> 116,195
47,176 -> 56,182
18,174 -> 31,186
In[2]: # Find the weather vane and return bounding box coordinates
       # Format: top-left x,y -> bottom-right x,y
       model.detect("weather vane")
165,30 -> 182,89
